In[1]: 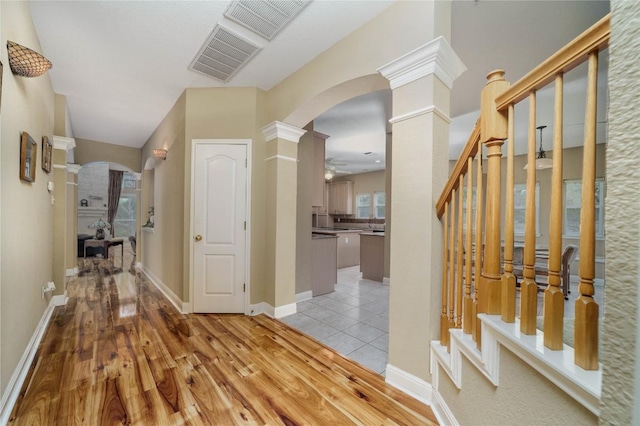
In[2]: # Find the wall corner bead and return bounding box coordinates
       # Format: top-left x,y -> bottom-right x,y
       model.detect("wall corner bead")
377,35 -> 467,90
261,121 -> 306,143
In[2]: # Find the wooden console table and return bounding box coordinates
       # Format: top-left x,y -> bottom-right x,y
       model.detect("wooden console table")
84,238 -> 124,269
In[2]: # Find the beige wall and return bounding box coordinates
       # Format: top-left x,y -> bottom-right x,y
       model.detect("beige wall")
52,149 -> 68,292
438,348 -> 596,425
600,1 -> 639,423
140,91 -> 186,302
0,1 -> 55,392
75,138 -> 141,172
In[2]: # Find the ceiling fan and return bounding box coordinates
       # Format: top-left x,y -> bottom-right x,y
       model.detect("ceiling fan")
324,158 -> 350,179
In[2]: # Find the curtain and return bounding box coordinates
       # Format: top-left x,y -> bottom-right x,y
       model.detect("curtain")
107,170 -> 124,236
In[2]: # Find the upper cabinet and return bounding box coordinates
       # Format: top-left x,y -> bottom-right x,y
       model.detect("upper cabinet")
312,132 -> 329,208
329,181 -> 353,215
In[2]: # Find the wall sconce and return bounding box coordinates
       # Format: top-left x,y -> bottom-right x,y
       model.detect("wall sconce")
7,41 -> 52,77
153,149 -> 168,160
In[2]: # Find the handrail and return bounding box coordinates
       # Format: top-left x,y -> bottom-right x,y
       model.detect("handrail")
496,14 -> 610,112
436,118 -> 481,218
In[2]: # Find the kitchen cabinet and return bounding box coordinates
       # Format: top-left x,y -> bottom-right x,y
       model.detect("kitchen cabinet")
312,132 -> 329,207
316,182 -> 329,215
312,229 -> 361,268
360,232 -> 385,282
328,181 -> 353,215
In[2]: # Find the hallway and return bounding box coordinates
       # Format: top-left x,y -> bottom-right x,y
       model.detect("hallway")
8,259 -> 435,425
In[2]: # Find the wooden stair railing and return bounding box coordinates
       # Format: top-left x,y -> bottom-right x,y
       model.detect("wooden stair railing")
436,14 -> 609,371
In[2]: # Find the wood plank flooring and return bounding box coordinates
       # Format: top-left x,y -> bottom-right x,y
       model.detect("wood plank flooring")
9,257 -> 438,425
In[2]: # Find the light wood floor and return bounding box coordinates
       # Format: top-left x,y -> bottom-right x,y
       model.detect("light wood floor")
9,257 -> 438,425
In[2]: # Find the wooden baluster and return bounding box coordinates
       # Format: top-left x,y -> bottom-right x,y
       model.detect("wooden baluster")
463,159 -> 473,334
575,51 -> 599,370
544,73 -> 565,349
520,91 -> 538,335
448,188 -> 456,338
480,70 -> 509,316
456,176 -> 464,328
501,104 -> 516,323
473,154 -> 484,345
440,202 -> 449,346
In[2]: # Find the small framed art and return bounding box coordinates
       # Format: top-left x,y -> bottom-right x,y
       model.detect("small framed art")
42,135 -> 52,173
20,132 -> 37,182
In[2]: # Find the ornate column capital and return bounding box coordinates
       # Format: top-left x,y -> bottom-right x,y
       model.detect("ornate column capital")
261,121 -> 306,143
377,36 -> 466,90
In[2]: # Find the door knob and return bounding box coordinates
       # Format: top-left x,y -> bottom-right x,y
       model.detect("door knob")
195,235 -> 202,242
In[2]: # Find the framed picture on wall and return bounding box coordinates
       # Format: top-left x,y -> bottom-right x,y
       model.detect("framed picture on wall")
41,135 -> 52,173
20,132 -> 37,182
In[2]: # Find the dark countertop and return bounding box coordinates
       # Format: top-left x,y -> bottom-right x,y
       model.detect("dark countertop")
360,232 -> 385,237
312,228 -> 364,234
312,233 -> 339,240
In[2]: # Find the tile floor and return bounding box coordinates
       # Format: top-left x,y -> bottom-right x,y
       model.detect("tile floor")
280,266 -> 390,376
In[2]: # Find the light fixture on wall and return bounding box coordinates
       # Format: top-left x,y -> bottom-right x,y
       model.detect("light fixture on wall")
524,125 -> 553,170
324,169 -> 334,180
7,41 -> 52,77
153,148 -> 168,160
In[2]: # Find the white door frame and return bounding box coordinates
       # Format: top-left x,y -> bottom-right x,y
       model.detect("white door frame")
189,139 -> 252,315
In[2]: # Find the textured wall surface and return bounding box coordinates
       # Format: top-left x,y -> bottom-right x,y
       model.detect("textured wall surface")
600,2 -> 640,424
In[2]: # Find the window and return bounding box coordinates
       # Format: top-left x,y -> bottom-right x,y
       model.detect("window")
356,193 -> 371,219
563,178 -> 605,238
514,182 -> 540,235
374,192 -> 385,219
113,195 -> 137,237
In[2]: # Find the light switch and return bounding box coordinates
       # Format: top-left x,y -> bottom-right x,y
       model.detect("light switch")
47,181 -> 54,192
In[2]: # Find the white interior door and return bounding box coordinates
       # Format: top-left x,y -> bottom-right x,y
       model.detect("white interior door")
193,142 -> 247,313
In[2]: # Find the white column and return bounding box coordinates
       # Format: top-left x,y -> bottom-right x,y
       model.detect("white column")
261,121 -> 306,318
378,36 -> 465,382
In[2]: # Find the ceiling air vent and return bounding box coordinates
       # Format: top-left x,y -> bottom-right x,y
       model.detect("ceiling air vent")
224,0 -> 311,41
189,24 -> 262,83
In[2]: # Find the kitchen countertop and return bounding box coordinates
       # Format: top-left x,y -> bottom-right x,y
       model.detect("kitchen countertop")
360,231 -> 385,237
312,228 -> 364,234
312,233 -> 339,239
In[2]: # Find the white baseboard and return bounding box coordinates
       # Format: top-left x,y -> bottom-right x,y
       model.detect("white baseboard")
386,364 -> 457,426
139,264 -> 188,314
274,302 -> 296,318
431,389 -> 459,426
249,302 -> 296,318
295,290 -> 312,303
52,292 -> 68,306
385,364 -> 432,405
0,297 -> 61,424
249,302 -> 270,316
65,267 -> 78,277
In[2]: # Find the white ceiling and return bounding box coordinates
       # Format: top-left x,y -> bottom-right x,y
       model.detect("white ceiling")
28,0 -> 609,173
28,0 -> 393,147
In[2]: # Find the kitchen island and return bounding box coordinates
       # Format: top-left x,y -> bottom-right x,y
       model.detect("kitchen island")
311,233 -> 338,296
360,231 -> 385,282
312,228 -> 362,268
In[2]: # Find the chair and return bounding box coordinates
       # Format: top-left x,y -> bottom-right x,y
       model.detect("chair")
129,235 -> 137,273
512,244 -> 578,299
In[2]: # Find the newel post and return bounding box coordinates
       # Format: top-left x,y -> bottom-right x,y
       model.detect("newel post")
479,70 -> 510,316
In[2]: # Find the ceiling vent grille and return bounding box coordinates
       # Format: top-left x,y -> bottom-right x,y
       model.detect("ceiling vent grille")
189,24 -> 262,83
224,0 -> 311,41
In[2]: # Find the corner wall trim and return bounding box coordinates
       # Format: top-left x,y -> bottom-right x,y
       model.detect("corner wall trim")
0,299 -> 58,424
389,105 -> 451,125
264,154 -> 299,163
139,264 -> 188,314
